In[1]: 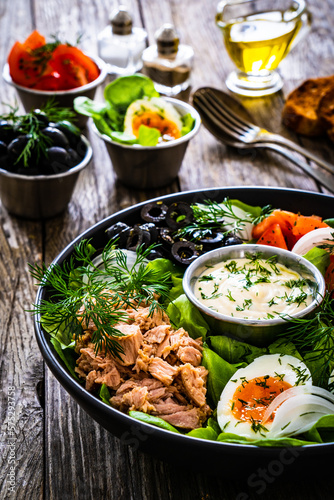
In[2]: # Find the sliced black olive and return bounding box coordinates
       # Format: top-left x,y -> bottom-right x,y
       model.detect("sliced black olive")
165,202 -> 194,231
223,234 -> 243,246
141,201 -> 168,223
41,127 -> 69,149
139,222 -> 159,243
192,230 -> 225,249
171,241 -> 200,265
106,222 -> 131,247
126,226 -> 151,251
52,120 -> 81,149
146,248 -> 164,260
158,227 -> 175,248
43,147 -> 71,174
32,109 -> 50,127
0,120 -> 17,144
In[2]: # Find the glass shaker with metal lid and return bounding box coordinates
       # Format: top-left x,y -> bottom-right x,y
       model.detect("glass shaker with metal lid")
141,24 -> 194,99
98,5 -> 147,76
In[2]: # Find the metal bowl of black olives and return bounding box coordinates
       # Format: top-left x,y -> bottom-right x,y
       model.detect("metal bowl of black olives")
0,104 -> 92,219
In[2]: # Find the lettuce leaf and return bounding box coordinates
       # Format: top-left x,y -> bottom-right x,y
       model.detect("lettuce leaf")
129,410 -> 180,433
217,432 -> 317,447
303,247 -> 330,276
202,345 -> 243,406
166,294 -> 209,340
208,335 -> 267,365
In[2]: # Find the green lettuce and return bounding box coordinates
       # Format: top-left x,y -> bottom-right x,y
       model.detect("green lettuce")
167,294 -> 209,340
303,247 -> 330,276
74,74 -> 195,146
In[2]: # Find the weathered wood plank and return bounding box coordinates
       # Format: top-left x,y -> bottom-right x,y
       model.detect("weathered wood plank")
0,1 -> 45,499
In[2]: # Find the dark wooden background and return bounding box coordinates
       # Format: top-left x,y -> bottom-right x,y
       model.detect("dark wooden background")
1,0 -> 334,499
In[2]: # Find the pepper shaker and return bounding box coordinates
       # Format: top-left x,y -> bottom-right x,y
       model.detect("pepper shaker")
97,5 -> 147,76
141,24 -> 194,100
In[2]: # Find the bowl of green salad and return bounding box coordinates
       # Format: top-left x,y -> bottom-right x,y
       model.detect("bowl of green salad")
74,74 -> 201,189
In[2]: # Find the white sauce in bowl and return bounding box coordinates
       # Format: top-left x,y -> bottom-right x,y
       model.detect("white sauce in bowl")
194,254 -> 314,320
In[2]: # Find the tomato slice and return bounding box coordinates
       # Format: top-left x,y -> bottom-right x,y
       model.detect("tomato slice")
7,41 -> 42,86
49,45 -> 100,89
257,223 -> 288,250
23,30 -> 46,50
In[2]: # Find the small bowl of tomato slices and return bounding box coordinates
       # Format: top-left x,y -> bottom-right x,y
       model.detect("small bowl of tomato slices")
3,30 -> 108,127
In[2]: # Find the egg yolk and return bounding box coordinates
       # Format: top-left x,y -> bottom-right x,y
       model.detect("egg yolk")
131,111 -> 181,139
231,376 -> 292,423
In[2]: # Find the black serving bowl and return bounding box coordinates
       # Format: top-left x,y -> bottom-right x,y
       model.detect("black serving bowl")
34,186 -> 334,476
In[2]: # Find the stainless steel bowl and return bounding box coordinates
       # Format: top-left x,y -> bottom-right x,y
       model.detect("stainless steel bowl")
183,244 -> 325,346
92,97 -> 201,189
2,55 -> 108,128
0,135 -> 92,219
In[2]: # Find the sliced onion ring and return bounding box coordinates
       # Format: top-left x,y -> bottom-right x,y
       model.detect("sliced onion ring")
292,227 -> 334,255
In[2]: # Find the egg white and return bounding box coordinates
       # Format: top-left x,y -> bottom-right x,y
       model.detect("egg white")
217,354 -> 312,440
123,97 -> 183,137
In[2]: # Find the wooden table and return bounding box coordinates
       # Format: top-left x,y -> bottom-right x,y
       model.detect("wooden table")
1,1 -> 334,499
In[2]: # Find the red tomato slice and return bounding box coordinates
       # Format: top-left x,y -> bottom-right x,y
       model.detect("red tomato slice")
257,223 -> 288,250
7,41 -> 42,86
23,30 -> 46,50
33,71 -> 63,91
50,45 -> 100,89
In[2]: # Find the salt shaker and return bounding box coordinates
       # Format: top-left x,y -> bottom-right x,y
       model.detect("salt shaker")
141,24 -> 194,99
97,6 -> 147,76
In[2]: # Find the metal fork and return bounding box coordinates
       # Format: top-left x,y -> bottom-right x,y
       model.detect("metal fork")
194,87 -> 334,176
193,91 -> 334,193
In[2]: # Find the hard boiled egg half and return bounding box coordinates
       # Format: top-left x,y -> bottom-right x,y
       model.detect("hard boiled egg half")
123,97 -> 183,142
217,354 -> 312,440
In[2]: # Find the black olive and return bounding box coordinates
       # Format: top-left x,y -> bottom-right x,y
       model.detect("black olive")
32,109 -> 50,127
223,234 -> 243,246
7,135 -> 31,164
106,222 -> 131,247
0,141 -> 9,170
139,222 -> 159,243
43,147 -> 71,174
192,230 -> 225,249
66,148 -> 81,168
171,241 -> 200,265
75,137 -> 87,159
158,227 -> 175,248
165,202 -> 194,231
126,226 -> 151,251
52,120 -> 81,149
41,127 -> 69,149
146,249 -> 164,260
141,201 -> 168,223
0,120 -> 17,144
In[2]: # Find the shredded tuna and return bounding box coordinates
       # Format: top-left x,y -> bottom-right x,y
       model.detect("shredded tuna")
75,299 -> 211,430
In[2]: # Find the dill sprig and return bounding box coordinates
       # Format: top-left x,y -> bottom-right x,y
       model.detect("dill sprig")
175,199 -> 271,240
29,240 -> 172,358
1,100 -> 76,167
283,292 -> 334,386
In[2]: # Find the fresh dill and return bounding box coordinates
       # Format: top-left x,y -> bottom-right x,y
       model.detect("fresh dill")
174,198 -> 270,241
1,100 -> 76,167
29,240 -> 172,358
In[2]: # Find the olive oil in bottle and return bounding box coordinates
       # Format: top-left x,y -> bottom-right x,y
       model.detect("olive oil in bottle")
221,11 -> 302,74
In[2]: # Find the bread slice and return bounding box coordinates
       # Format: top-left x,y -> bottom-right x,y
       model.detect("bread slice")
317,87 -> 334,142
282,76 -> 334,136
